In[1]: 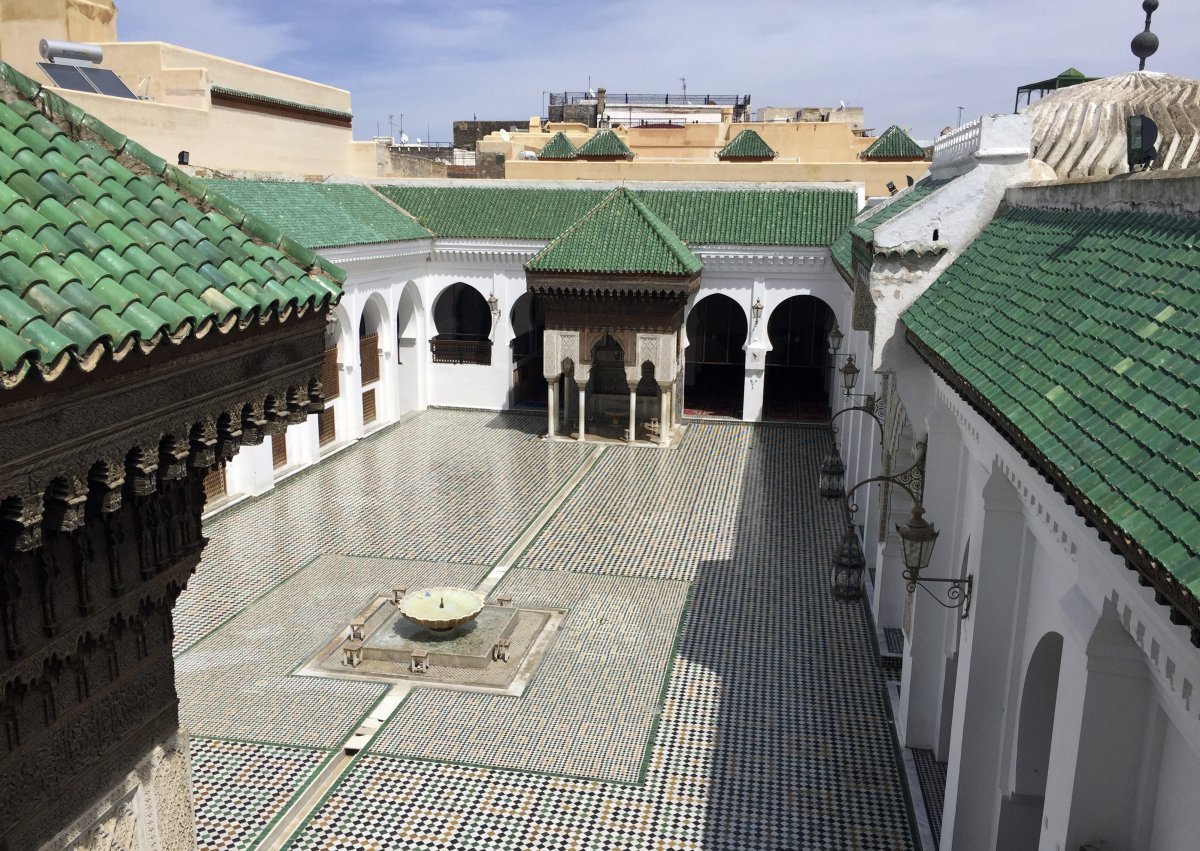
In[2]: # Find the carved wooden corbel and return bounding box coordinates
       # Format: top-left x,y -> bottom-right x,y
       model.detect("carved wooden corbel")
286,386 -> 310,424
188,419 -> 218,471
43,477 -> 87,535
241,401 -> 267,446
158,436 -> 189,482
124,448 -> 158,498
263,395 -> 288,436
307,378 -> 326,413
87,460 -> 125,516
0,496 -> 44,553
216,412 -> 242,462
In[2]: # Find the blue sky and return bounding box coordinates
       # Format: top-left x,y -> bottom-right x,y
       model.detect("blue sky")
116,0 -> 1200,144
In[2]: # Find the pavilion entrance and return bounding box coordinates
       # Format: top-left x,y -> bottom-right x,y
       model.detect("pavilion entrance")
684,294 -> 746,418
524,188 -> 702,447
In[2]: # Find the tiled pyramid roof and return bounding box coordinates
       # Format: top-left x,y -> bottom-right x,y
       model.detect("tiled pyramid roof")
204,180 -> 431,248
860,125 -> 926,160
576,129 -> 634,159
0,61 -> 343,390
526,188 -> 701,276
537,131 -> 578,161
904,204 -> 1200,605
376,185 -> 857,246
717,130 -> 777,160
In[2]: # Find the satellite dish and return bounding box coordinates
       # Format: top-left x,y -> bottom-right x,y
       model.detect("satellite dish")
499,129 -> 511,142
400,132 -> 409,144
416,137 -> 422,145
838,99 -> 846,110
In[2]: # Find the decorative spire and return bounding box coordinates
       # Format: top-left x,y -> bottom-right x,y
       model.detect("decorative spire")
1131,0 -> 1160,71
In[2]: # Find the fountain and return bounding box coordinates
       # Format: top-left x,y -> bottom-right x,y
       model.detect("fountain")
398,587 -> 485,631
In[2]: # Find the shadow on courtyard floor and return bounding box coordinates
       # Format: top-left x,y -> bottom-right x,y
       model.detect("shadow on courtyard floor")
678,422 -> 914,850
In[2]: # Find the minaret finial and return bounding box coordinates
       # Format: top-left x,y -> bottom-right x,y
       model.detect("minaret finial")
1131,0 -> 1160,71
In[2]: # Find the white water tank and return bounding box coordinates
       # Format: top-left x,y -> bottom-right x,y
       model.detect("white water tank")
39,39 -> 103,64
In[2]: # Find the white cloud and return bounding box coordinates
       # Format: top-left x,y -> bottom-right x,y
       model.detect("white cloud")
117,0 -> 301,68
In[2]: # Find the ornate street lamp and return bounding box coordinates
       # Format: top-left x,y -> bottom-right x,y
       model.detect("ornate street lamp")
828,325 -> 844,355
819,440 -> 972,616
751,297 -> 764,327
487,292 -> 500,319
840,355 -> 860,395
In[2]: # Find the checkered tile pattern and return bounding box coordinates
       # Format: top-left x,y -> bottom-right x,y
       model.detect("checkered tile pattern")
258,414 -> 913,849
371,570 -> 689,782
912,748 -> 947,848
176,411 -> 589,651
191,738 -> 327,850
177,555 -> 482,748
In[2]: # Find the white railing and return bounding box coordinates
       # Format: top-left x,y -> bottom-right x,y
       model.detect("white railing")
932,117 -> 983,170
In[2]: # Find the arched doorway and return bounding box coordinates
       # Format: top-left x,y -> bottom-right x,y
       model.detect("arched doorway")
684,294 -> 746,417
509,292 -> 545,407
358,297 -> 385,426
997,632 -> 1063,848
588,334 -> 632,439
431,282 -> 492,365
396,282 -> 424,415
763,295 -> 835,420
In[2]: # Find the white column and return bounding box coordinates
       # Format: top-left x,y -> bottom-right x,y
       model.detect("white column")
577,385 -> 587,441
546,377 -> 558,438
658,385 -> 670,446
628,387 -> 637,442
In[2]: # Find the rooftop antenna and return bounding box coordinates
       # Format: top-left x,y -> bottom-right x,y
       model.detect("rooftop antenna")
957,106 -> 964,126
1131,0 -> 1160,71
388,113 -> 394,138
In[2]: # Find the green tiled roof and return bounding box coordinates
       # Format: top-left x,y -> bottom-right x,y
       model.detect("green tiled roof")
537,132 -> 577,160
904,205 -> 1200,594
831,179 -> 952,280
204,180 -> 431,249
860,125 -> 926,160
210,85 -> 353,120
576,129 -> 634,159
0,61 -> 342,389
717,130 -> 777,160
376,185 -> 857,246
526,188 -> 702,276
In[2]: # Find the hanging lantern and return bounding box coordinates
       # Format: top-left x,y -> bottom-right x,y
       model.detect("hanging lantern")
818,444 -> 846,499
840,354 -> 860,393
896,505 -> 939,574
830,524 -> 866,599
828,325 -> 844,354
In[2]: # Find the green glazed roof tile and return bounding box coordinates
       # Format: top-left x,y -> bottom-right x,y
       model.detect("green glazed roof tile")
904,204 -> 1200,593
576,129 -> 634,159
831,178 -> 953,279
537,131 -> 578,160
860,125 -> 927,160
717,129 -> 777,160
0,59 -> 343,388
203,180 -> 432,249
526,188 -> 702,277
375,185 -> 856,246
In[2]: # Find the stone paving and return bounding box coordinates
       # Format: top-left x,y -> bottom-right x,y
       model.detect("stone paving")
182,409 -> 912,850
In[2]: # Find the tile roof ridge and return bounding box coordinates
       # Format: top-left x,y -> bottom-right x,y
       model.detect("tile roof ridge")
618,188 -> 699,273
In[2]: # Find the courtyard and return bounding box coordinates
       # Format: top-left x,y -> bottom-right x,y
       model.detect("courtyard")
177,409 -> 912,850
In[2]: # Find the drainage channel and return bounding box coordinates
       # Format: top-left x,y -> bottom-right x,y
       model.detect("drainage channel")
260,444 -> 605,846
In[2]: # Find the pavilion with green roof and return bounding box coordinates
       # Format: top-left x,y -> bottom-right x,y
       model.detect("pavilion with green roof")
525,188 -> 700,445
860,125 -> 927,161
717,129 -> 777,162
537,131 -> 578,161
576,129 -> 635,161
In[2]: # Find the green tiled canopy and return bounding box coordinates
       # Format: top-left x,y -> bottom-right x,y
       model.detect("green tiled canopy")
537,132 -> 578,161
904,205 -> 1200,592
376,185 -> 856,246
717,130 -> 777,160
0,62 -> 343,389
576,130 -> 634,159
205,180 -> 431,249
860,125 -> 926,160
526,188 -> 702,276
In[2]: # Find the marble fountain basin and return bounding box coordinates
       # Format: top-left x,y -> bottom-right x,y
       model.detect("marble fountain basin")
400,587 -> 485,631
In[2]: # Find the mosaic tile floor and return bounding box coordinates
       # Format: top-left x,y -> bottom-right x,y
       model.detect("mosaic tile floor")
911,748 -> 947,849
182,409 -> 913,850
191,738 -> 327,850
